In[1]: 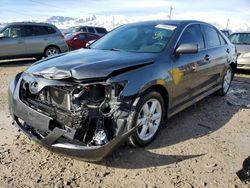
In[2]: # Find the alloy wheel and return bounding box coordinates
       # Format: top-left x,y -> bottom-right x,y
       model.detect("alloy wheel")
136,98 -> 162,141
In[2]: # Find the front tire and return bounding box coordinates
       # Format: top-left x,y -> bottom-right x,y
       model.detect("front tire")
127,91 -> 165,147
217,67 -> 233,96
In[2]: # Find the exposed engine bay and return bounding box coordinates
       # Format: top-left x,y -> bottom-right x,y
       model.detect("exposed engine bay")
19,78 -> 129,147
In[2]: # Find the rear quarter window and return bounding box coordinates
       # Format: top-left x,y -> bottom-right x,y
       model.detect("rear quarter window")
218,33 -> 227,45
43,26 -> 57,34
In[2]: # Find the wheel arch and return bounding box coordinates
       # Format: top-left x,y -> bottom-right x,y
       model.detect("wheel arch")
43,45 -> 61,56
229,61 -> 237,76
141,84 -> 170,121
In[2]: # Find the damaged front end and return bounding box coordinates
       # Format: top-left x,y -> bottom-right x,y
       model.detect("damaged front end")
9,72 -> 138,161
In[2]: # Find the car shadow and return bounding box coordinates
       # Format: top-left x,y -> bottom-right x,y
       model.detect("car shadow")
0,58 -> 36,67
236,69 -> 250,75
96,76 -> 250,169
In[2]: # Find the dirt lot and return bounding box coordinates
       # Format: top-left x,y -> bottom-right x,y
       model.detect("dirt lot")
0,59 -> 250,188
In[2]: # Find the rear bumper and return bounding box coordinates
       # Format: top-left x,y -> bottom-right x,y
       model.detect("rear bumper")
57,41 -> 69,53
8,73 -> 137,161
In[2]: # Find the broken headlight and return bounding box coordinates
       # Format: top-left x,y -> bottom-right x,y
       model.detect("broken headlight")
32,69 -> 71,80
106,81 -> 127,100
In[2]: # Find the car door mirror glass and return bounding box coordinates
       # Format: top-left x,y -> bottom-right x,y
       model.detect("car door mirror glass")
175,43 -> 199,55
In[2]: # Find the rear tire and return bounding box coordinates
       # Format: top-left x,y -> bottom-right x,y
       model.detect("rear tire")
127,91 -> 165,147
44,46 -> 60,58
217,67 -> 233,96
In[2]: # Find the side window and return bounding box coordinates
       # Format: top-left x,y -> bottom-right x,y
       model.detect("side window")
78,34 -> 86,40
179,25 -> 205,49
218,33 -> 227,45
23,25 -> 47,36
202,25 -> 221,48
87,27 -> 95,33
2,26 -> 22,38
86,34 -> 98,40
95,27 -> 107,34
79,27 -> 87,32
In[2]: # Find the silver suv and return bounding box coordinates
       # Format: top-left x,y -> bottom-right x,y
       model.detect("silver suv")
0,22 -> 69,60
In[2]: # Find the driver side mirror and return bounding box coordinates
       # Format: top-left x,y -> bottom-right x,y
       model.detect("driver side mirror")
0,33 -> 4,38
175,43 -> 199,55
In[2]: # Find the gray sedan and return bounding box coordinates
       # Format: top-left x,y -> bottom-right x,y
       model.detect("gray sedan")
229,32 -> 250,70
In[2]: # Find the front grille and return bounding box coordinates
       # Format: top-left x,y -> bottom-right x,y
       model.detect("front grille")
20,80 -> 72,111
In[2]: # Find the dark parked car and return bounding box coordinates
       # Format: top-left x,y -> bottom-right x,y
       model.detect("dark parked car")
0,22 -> 68,60
9,20 -> 237,161
65,32 -> 100,50
228,32 -> 250,70
66,26 -> 107,36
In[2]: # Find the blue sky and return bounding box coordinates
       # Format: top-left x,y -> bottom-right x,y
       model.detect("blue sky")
0,0 -> 249,24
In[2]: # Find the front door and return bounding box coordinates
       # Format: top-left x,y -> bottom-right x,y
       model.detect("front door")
171,24 -> 208,107
0,25 -> 26,57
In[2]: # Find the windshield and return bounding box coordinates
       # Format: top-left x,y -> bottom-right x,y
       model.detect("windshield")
90,23 -> 177,53
229,33 -> 250,45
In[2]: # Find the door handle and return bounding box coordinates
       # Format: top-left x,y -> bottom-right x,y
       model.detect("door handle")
17,41 -> 23,44
204,55 -> 210,61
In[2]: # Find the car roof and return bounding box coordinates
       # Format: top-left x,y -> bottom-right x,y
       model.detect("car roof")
127,20 -> 208,27
6,22 -> 55,27
73,32 -> 99,36
76,26 -> 106,29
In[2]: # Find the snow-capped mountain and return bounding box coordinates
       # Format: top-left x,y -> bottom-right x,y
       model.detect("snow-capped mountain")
0,13 -> 249,32
44,13 -> 250,32
45,15 -> 132,31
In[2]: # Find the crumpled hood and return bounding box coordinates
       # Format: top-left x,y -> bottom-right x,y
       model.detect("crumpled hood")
26,49 -> 157,80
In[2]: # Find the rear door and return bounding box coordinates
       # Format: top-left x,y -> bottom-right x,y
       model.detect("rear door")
0,25 -> 26,57
23,25 -> 48,55
201,24 -> 229,87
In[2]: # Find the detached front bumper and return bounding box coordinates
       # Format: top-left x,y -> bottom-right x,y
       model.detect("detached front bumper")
8,73 -> 137,161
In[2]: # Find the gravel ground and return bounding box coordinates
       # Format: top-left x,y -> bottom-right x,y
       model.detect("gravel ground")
0,59 -> 250,188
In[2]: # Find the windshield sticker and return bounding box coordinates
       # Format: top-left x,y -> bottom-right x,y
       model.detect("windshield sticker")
155,24 -> 176,31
